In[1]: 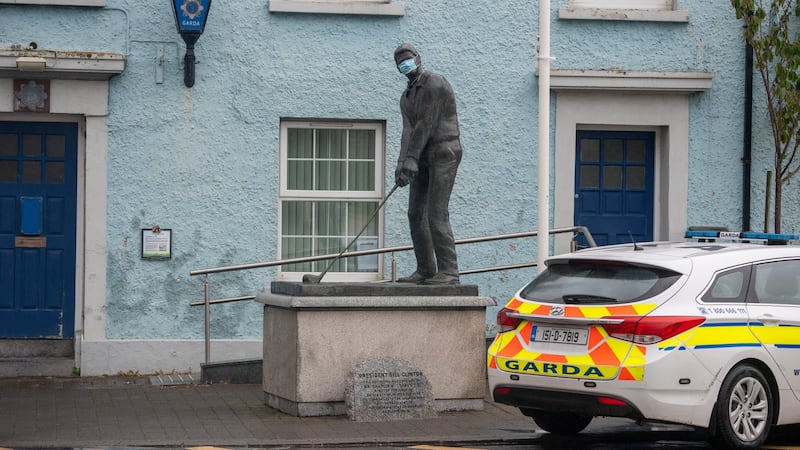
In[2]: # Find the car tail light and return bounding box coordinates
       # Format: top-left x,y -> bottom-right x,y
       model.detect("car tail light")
496,307 -> 522,333
597,396 -> 628,406
600,316 -> 706,344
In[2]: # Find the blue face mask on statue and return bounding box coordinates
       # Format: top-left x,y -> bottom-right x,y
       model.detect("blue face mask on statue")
398,58 -> 417,75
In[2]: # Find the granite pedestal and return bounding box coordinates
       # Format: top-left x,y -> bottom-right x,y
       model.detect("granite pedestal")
255,281 -> 495,417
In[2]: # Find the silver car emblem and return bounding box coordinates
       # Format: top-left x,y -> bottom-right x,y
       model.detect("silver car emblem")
550,306 -> 565,316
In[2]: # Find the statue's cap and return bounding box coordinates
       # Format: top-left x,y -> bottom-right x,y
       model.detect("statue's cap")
394,44 -> 419,63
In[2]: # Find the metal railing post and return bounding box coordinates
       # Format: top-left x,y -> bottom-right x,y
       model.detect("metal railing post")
204,273 -> 210,364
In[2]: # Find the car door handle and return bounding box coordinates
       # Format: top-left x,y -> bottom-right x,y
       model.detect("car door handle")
756,314 -> 781,326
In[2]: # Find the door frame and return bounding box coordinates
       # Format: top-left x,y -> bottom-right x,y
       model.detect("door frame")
0,120 -> 79,338
1,77 -> 112,371
573,129 -> 656,246
553,91 -> 691,254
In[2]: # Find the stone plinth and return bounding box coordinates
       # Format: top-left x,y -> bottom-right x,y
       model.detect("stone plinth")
255,281 -> 495,417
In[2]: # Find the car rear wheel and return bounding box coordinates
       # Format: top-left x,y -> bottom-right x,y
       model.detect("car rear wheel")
711,364 -> 774,449
530,411 -> 593,434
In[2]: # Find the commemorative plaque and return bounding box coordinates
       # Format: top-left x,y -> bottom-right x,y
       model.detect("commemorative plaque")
344,357 -> 436,422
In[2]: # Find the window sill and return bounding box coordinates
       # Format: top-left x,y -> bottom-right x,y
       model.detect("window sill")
269,0 -> 404,16
549,70 -> 713,94
0,0 -> 105,5
558,7 -> 689,23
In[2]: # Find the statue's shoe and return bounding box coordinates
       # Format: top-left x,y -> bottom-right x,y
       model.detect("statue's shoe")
421,273 -> 460,285
396,271 -> 432,283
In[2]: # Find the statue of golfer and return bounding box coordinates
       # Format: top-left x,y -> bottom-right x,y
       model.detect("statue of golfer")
393,43 -> 462,285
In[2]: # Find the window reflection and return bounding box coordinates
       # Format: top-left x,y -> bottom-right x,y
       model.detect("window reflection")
22,161 -> 41,183
0,134 -> 17,157
0,161 -> 16,182
23,135 -> 42,157
604,139 -> 623,162
46,135 -> 66,157
627,166 -> 645,189
46,161 -> 65,184
580,139 -> 600,162
580,166 -> 599,188
603,166 -> 622,189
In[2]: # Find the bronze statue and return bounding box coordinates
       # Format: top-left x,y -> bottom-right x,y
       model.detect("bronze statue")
393,44 -> 462,285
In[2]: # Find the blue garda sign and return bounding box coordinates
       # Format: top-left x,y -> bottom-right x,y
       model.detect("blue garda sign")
173,0 -> 211,33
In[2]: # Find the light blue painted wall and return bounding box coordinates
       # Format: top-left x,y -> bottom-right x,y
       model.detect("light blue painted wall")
1,0 -> 794,340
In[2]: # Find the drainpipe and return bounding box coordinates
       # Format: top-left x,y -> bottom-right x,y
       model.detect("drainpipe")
742,41 -> 753,232
537,0 -> 551,269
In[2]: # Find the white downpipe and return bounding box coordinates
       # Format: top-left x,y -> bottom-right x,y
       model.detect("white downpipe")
537,0 -> 552,270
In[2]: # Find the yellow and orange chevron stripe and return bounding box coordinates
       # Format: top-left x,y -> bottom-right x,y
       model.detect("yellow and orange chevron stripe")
487,298 -> 657,381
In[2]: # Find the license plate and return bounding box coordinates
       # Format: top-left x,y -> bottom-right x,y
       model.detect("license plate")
531,325 -> 589,345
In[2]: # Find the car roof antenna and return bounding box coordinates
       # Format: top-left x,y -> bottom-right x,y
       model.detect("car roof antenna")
628,231 -> 644,251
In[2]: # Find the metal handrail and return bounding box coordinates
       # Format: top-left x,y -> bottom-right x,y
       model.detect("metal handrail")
188,226 -> 595,276
189,225 -> 596,363
186,261 -> 541,308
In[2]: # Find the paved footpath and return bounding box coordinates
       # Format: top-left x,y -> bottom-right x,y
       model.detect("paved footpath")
0,375 -> 541,448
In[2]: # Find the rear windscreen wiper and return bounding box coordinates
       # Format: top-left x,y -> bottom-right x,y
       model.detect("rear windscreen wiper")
562,294 -> 617,304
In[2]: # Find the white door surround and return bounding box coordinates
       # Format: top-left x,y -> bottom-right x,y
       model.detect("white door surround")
550,70 -> 713,253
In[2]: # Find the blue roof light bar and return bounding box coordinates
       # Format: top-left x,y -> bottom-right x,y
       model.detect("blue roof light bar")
685,230 -> 799,243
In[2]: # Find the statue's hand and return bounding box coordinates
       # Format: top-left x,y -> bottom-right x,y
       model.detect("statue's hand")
395,158 -> 418,187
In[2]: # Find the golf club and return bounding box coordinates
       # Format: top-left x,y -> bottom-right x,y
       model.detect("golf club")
302,183 -> 399,284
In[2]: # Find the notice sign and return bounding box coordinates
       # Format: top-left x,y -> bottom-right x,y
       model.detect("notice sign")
141,227 -> 172,259
356,237 -> 378,272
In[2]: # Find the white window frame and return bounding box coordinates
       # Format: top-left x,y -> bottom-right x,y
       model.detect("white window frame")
559,0 -> 689,22
269,0 -> 404,16
278,119 -> 386,282
0,0 -> 105,5
571,0 -> 674,9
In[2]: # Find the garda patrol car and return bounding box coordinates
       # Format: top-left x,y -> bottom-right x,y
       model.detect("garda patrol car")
487,230 -> 800,449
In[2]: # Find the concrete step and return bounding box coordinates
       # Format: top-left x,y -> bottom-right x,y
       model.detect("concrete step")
0,339 -> 73,357
201,358 -> 262,384
0,357 -> 75,377
0,339 -> 75,378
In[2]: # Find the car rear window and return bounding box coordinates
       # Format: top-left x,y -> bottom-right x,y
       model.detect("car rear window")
519,260 -> 682,304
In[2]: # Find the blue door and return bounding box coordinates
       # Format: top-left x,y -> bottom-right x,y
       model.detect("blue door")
574,131 -> 655,247
0,122 -> 77,338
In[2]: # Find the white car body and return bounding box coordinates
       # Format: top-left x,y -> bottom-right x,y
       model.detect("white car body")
487,231 -> 800,448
